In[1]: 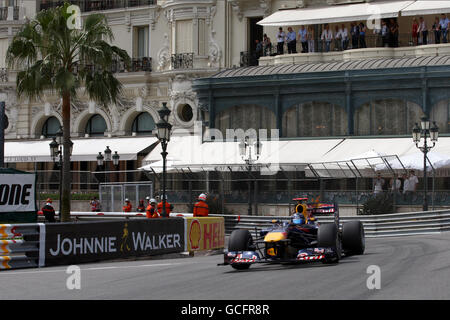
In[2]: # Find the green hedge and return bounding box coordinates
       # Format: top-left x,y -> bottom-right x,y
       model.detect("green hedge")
358,193 -> 394,215
38,193 -> 99,201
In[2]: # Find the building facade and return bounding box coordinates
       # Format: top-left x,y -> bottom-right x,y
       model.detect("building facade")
1,0 -> 449,212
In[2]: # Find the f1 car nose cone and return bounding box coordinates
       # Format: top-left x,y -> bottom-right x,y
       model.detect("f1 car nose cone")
264,232 -> 287,242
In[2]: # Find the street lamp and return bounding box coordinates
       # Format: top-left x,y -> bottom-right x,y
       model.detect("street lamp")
97,146 -> 119,184
156,102 -> 172,218
239,136 -> 262,215
412,117 -> 439,211
49,126 -> 73,217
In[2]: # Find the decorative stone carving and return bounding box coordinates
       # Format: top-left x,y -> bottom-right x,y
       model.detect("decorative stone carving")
157,33 -> 171,71
125,12 -> 131,32
206,3 -> 217,25
259,0 -> 271,17
229,0 -> 243,21
296,0 -> 306,7
149,8 -> 161,30
208,29 -> 222,67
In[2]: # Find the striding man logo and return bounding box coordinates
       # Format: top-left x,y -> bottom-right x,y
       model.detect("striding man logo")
120,222 -> 131,252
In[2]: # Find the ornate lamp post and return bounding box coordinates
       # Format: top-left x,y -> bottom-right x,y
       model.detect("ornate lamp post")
97,146 -> 117,184
412,117 -> 439,211
239,136 -> 262,216
49,126 -> 73,217
156,102 -> 172,218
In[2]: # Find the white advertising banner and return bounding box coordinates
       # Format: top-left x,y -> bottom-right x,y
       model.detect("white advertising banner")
0,173 -> 36,213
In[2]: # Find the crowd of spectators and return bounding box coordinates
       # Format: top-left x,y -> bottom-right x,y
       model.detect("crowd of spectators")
256,14 -> 450,59
373,170 -> 419,198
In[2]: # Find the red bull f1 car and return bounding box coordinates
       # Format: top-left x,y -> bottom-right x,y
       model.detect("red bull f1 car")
220,204 -> 365,270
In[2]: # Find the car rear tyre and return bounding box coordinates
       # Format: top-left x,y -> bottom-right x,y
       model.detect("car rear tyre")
318,223 -> 341,264
342,220 -> 365,255
228,229 -> 253,270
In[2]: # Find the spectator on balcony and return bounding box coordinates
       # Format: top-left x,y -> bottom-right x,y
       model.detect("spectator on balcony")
433,17 -> 441,44
390,176 -> 402,193
321,24 -> 333,52
389,19 -> 399,47
412,18 -> 419,46
286,27 -> 297,54
340,24 -> 349,50
418,17 -> 428,45
334,25 -> 342,51
307,26 -> 315,53
375,20 -> 388,47
359,22 -> 367,48
276,27 -> 286,55
255,39 -> 263,60
297,25 -> 308,53
263,34 -> 272,56
440,14 -> 449,43
373,174 -> 385,195
350,22 -> 359,49
408,170 -> 419,194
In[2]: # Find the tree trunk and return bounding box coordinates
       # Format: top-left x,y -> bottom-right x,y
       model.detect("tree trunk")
61,92 -> 71,222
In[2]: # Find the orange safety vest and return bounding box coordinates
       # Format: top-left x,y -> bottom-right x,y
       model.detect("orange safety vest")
123,203 -> 132,212
146,204 -> 159,218
193,201 -> 209,217
157,201 -> 172,217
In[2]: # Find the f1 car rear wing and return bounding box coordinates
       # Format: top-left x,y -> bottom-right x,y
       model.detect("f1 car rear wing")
309,202 -> 339,227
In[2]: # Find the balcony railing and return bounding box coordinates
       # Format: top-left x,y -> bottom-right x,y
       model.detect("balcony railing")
0,6 -> 19,20
40,0 -> 156,12
72,57 -> 152,74
171,53 -> 194,70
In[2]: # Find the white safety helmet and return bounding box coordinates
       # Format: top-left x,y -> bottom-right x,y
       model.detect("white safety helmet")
150,198 -> 157,204
125,198 -> 130,202
198,193 -> 207,201
146,196 -> 150,200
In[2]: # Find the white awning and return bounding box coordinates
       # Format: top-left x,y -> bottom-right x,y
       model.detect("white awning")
318,138 -> 414,164
401,1 -> 450,16
140,135 -> 344,173
5,136 -> 158,163
257,1 -> 414,26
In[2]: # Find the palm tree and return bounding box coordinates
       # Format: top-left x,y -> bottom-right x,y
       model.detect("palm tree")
6,2 -> 131,222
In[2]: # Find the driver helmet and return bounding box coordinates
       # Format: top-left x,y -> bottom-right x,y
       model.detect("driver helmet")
291,213 -> 304,225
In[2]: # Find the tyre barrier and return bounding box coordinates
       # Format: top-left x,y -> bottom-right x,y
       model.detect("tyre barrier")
210,210 -> 450,238
0,223 -> 45,269
0,216 -> 224,271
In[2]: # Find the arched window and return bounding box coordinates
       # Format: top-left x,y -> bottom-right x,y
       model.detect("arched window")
354,99 -> 424,136
85,114 -> 107,137
215,104 -> 276,138
42,116 -> 61,138
283,102 -> 347,137
132,112 -> 155,136
430,100 -> 450,134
